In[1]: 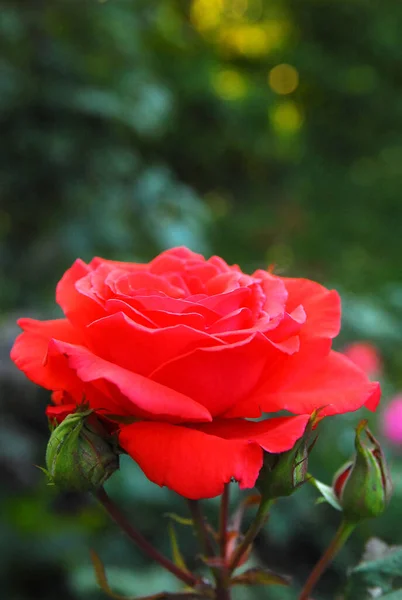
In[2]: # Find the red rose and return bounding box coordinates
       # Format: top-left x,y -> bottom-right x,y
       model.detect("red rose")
11,247 -> 380,499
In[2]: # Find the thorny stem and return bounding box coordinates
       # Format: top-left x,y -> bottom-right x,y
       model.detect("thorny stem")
187,499 -> 231,600
298,519 -> 356,600
95,487 -> 199,589
187,499 -> 216,559
228,497 -> 273,574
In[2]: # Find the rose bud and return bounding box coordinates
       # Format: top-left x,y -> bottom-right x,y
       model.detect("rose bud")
256,423 -> 313,500
333,420 -> 392,522
45,409 -> 119,492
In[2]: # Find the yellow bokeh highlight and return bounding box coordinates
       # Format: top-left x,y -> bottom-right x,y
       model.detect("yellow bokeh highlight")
269,64 -> 299,95
191,0 -> 224,32
270,101 -> 303,134
226,0 -> 249,19
211,69 -> 247,100
219,20 -> 288,57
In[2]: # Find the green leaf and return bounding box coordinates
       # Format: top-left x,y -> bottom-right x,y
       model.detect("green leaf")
344,538 -> 402,600
231,567 -> 290,587
168,524 -> 189,573
90,550 -> 137,600
164,513 -> 193,527
308,476 -> 342,511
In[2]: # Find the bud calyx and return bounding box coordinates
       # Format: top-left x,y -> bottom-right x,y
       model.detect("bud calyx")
45,408 -> 119,492
333,420 -> 392,522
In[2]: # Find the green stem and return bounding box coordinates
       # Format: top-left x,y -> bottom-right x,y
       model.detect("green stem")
228,497 -> 273,574
299,520 -> 356,600
95,488 -> 199,589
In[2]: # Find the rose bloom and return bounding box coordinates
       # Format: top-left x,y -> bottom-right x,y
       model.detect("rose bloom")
11,247 -> 380,499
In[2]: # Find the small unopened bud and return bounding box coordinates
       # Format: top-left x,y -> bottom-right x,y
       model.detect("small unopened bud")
256,422 -> 314,500
45,409 -> 119,492
333,420 -> 392,522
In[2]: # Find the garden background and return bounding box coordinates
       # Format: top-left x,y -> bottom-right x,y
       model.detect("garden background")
1,1 -> 402,599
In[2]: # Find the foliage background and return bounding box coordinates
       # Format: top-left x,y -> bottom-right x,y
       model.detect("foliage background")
1,1 -> 402,599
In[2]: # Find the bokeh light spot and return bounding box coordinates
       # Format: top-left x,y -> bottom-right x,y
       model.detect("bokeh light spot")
191,0 -> 224,32
270,101 -> 303,134
219,19 -> 288,57
269,63 -> 299,95
211,69 -> 247,100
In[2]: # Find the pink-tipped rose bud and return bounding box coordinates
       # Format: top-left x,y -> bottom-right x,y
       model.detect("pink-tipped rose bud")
382,395 -> 402,445
343,342 -> 382,379
333,420 -> 392,522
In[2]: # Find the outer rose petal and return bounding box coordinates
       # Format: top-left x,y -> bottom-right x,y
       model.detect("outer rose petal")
252,350 -> 380,417
48,340 -> 212,423
56,259 -> 105,327
282,277 -> 341,339
194,414 -> 310,452
10,318 -> 84,394
225,338 -> 332,418
46,403 -> 77,423
119,421 -> 263,499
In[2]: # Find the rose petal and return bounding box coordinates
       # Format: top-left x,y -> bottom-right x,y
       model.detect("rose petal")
56,259 -> 105,327
208,307 -> 254,334
48,340 -> 213,423
89,257 -> 149,271
252,271 -> 289,318
195,414 -> 310,453
251,350 -> 380,417
119,421 -> 263,499
105,298 -> 158,328
282,277 -> 341,339
46,403 -> 77,423
10,319 -> 84,393
225,338 -> 332,418
150,333 -> 274,416
265,305 -> 306,342
16,317 -> 84,344
87,311 -> 224,376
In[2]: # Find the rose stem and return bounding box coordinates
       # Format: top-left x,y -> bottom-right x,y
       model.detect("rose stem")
187,499 -> 231,599
216,485 -> 231,599
219,485 -> 230,561
228,497 -> 273,574
187,499 -> 216,559
95,487 -> 198,588
298,519 -> 356,600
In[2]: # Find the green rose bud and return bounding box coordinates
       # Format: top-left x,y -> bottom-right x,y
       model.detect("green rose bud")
45,409 -> 119,492
256,418 -> 315,500
333,420 -> 392,522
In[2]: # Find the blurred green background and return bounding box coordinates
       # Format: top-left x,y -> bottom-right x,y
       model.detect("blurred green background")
1,1 -> 402,599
